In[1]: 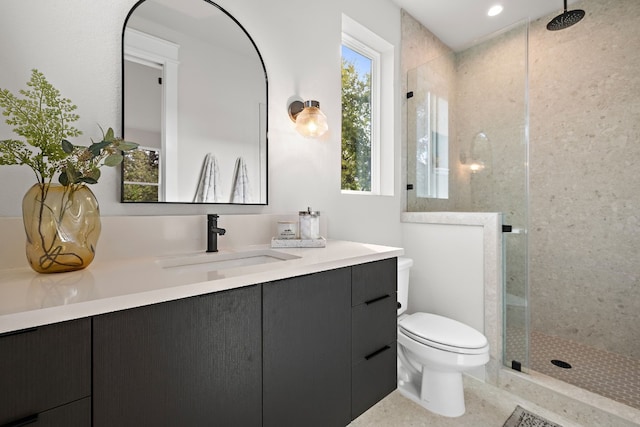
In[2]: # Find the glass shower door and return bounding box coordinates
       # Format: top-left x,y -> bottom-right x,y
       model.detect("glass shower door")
503,224 -> 529,372
407,52 -> 456,212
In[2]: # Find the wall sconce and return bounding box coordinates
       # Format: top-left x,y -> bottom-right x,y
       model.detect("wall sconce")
468,161 -> 486,173
460,132 -> 491,174
288,100 -> 328,138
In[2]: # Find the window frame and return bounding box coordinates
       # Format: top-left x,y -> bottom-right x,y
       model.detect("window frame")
341,14 -> 394,197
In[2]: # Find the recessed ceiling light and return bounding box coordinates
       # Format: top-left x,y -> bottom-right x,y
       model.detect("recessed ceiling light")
487,5 -> 503,17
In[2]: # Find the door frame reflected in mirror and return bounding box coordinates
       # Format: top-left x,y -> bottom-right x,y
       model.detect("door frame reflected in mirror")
124,28 -> 179,202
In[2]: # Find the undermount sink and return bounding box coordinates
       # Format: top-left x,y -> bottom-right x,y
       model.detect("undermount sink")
156,249 -> 300,273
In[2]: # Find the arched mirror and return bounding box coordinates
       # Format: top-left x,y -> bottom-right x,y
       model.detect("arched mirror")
122,0 -> 267,204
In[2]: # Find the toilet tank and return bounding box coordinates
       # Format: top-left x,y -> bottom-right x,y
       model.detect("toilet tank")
397,257 -> 413,315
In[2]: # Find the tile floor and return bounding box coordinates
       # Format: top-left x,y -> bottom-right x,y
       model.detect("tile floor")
353,327 -> 640,426
506,328 -> 640,410
530,331 -> 640,411
351,376 -> 580,427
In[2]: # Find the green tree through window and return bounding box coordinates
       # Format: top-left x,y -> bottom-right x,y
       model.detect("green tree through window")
123,147 -> 160,202
341,46 -> 372,192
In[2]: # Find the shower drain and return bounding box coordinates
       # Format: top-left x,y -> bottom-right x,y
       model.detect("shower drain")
551,359 -> 572,369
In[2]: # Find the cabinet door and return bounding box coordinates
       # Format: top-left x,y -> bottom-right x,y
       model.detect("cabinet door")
0,397 -> 92,427
0,318 -> 91,425
93,285 -> 262,427
263,268 -> 352,427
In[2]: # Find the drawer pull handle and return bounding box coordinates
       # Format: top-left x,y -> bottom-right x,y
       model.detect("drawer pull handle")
365,294 -> 391,305
365,345 -> 391,360
2,414 -> 38,427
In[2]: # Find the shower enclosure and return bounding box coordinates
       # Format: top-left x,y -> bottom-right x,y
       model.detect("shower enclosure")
405,0 -> 640,411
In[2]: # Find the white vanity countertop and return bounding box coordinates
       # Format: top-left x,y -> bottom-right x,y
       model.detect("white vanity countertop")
0,240 -> 403,334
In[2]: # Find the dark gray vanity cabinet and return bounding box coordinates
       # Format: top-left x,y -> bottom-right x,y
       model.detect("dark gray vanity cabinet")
92,285 -> 262,427
1,257 -> 397,427
263,268 -> 352,427
351,258 -> 398,419
0,318 -> 91,427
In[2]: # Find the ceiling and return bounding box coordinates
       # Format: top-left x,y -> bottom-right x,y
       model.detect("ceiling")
391,0 -> 580,51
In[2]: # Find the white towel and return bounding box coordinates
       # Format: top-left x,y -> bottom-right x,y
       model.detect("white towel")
230,157 -> 251,203
193,153 -> 221,202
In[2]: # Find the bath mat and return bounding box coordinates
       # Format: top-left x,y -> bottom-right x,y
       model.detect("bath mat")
503,405 -> 562,427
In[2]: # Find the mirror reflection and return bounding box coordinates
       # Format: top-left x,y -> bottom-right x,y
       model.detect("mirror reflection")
122,0 -> 267,204
407,57 -> 451,200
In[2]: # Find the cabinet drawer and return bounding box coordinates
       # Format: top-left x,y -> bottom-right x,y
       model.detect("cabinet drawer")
351,343 -> 396,420
352,258 -> 397,306
352,295 -> 397,364
0,319 -> 91,425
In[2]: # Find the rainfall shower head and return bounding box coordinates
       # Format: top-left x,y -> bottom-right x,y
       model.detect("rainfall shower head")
547,0 -> 585,31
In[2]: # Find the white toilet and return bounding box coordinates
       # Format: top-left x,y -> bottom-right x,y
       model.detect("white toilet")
396,257 -> 489,417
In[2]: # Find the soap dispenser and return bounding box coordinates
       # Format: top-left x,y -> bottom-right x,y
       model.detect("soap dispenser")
298,207 -> 320,240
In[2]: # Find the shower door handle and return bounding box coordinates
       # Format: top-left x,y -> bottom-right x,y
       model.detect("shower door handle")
502,225 -> 524,234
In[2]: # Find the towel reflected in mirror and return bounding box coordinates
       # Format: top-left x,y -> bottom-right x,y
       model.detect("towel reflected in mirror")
231,157 -> 251,203
194,153 -> 221,203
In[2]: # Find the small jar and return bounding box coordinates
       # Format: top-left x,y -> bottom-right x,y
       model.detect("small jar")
298,207 -> 320,240
277,221 -> 298,239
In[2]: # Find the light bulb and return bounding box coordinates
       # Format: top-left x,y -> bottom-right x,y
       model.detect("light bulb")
294,101 -> 328,138
470,162 -> 485,173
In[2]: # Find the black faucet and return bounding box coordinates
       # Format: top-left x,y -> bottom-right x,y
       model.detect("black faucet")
206,214 -> 226,253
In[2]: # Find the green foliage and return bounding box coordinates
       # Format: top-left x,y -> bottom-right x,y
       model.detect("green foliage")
0,69 -> 80,183
122,148 -> 159,202
123,183 -> 159,202
341,58 -> 372,192
123,148 -> 159,183
58,125 -> 138,186
0,70 -> 138,186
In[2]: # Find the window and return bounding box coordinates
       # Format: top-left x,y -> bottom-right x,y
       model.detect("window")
341,42 -> 375,192
341,15 -> 394,196
122,146 -> 160,202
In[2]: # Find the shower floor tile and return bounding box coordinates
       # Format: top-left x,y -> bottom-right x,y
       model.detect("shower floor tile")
528,331 -> 640,410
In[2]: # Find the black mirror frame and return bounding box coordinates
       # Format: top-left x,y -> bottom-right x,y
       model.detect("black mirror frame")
120,0 -> 268,205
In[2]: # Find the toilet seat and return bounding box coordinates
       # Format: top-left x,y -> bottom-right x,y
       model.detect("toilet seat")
399,312 -> 488,355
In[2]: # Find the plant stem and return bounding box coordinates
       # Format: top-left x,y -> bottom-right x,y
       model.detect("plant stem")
35,183 -> 84,270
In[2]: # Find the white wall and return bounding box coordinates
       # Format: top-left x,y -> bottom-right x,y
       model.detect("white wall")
401,212 -> 503,383
0,0 -> 403,248
402,221 -> 485,379
401,222 -> 484,332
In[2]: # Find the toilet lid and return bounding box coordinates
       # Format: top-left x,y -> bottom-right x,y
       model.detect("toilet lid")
399,313 -> 488,353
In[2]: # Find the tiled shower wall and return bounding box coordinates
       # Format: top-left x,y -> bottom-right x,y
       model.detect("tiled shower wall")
400,9 -> 454,213
529,0 -> 640,360
402,0 -> 639,361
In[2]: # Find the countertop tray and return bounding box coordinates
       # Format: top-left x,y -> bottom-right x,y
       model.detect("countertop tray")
271,237 -> 326,248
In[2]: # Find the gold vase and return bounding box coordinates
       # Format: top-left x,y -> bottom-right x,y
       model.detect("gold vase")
22,183 -> 101,274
